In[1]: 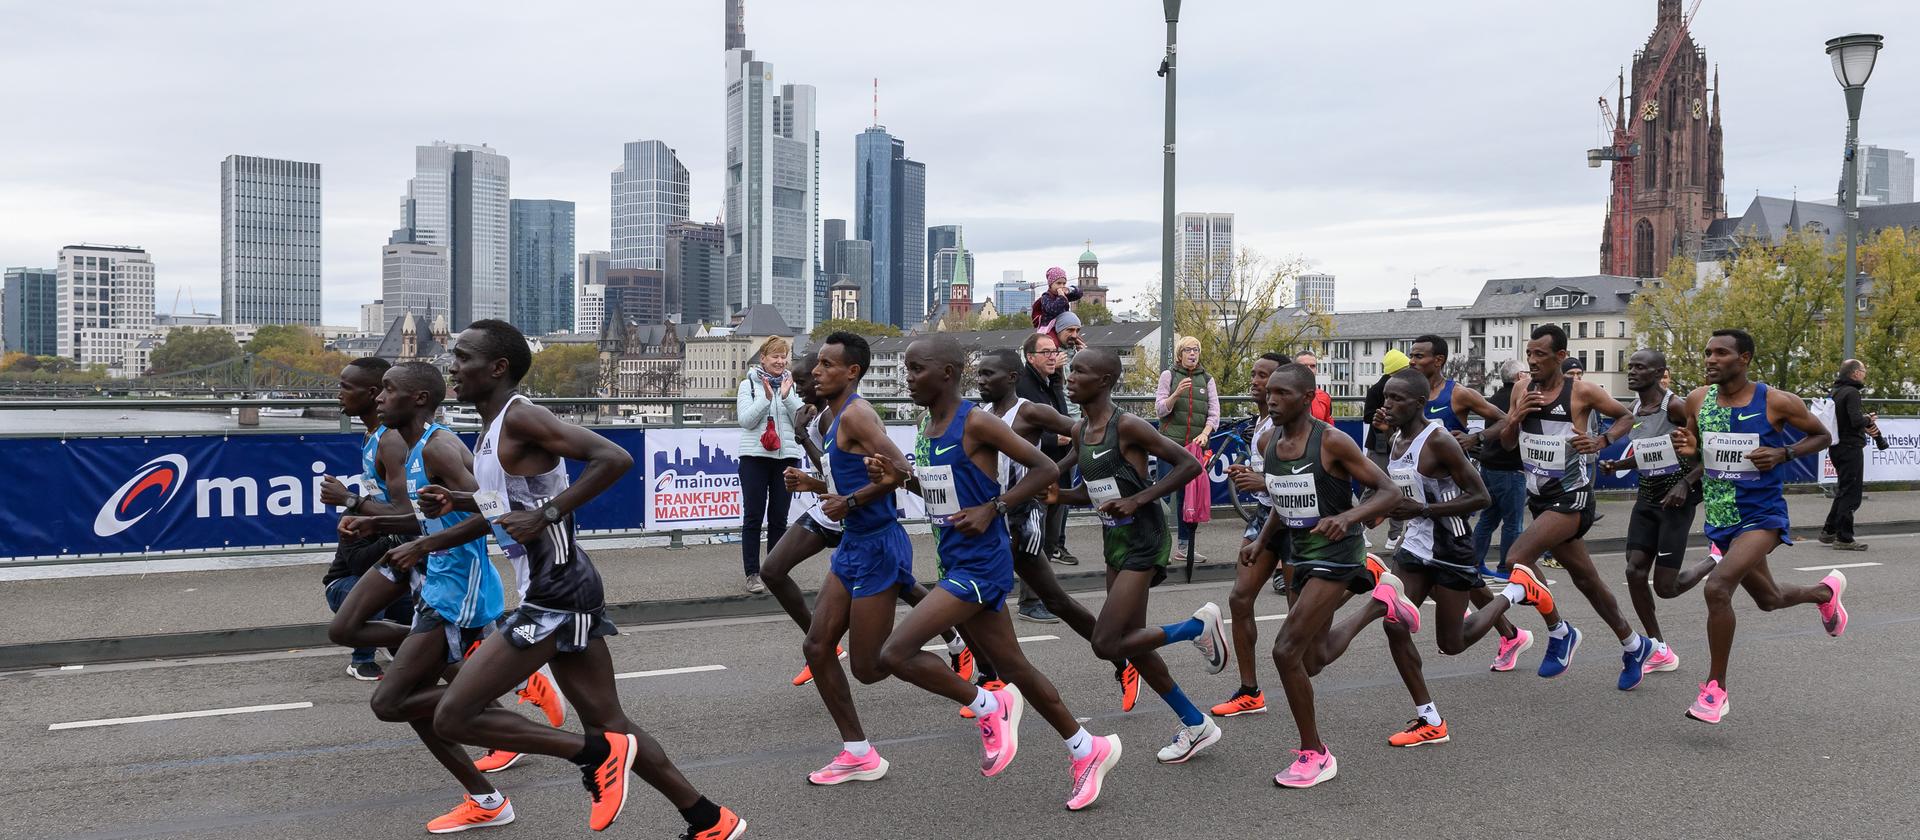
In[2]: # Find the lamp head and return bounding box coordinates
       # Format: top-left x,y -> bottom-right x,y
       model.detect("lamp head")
1826,33 -> 1884,89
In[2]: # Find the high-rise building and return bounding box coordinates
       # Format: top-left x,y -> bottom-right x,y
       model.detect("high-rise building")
927,224 -> 960,305
360,300 -> 386,335
604,269 -> 667,325
3,267 -> 58,355
1858,145 -> 1916,206
611,141 -> 690,270
819,218 -> 847,320
55,244 -> 154,373
1177,212 -> 1235,299
667,220 -> 725,325
854,127 -> 926,327
1298,273 -> 1336,312
930,240 -> 976,319
725,13 -> 819,331
220,155 -> 322,326
994,270 -> 1033,317
509,199 -> 576,335
576,250 -> 609,334
834,239 -> 874,323
403,141 -> 510,326
382,228 -> 450,322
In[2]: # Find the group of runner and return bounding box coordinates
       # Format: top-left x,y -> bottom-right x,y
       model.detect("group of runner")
323,319 -> 1853,835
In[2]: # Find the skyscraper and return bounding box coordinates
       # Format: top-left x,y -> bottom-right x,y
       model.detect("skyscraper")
725,12 -> 819,330
1857,145 -> 1916,206
855,126 -> 926,328
834,239 -> 874,323
382,228 -> 449,323
819,218 -> 846,319
927,224 -> 960,304
930,240 -> 976,319
3,267 -> 58,356
220,155 -> 321,326
403,141 -> 510,326
1177,212 -> 1235,298
611,141 -> 690,270
576,250 -> 609,335
994,270 -> 1033,317
56,244 -> 154,373
509,199 -> 576,335
667,220 -> 726,325
1298,273 -> 1336,312
604,269 -> 667,325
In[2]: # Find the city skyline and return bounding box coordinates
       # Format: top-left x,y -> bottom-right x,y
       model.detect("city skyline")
2,1 -> 1917,326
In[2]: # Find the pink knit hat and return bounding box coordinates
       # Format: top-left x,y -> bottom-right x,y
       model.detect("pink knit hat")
1045,266 -> 1068,282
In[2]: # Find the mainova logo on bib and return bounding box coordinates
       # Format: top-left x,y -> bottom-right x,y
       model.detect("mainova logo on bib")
94,455 -> 190,537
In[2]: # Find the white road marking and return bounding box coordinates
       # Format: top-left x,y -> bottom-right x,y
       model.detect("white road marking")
921,634 -> 1059,652
1792,561 -> 1882,572
1221,614 -> 1287,625
49,701 -> 312,731
613,665 -> 727,680
58,665 -> 83,671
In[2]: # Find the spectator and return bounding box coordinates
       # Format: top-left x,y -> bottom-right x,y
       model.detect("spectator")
1156,335 -> 1220,563
735,335 -> 805,594
1471,359 -> 1528,577
323,534 -> 414,680
1363,349 -> 1411,552
1030,266 -> 1082,330
1562,355 -> 1585,380
1295,351 -> 1334,423
1018,331 -> 1077,566
1052,311 -> 1087,420
1823,359 -> 1878,551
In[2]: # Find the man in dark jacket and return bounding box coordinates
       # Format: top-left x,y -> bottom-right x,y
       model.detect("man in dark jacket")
1823,359 -> 1878,550
1018,331 -> 1077,569
1363,349 -> 1410,550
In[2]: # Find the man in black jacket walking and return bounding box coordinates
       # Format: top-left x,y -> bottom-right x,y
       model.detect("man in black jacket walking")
1823,359 -> 1879,550
1015,332 -> 1077,622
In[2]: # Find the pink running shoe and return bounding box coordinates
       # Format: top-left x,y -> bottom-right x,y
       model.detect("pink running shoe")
1371,571 -> 1421,633
977,684 -> 1025,777
1065,735 -> 1122,811
807,748 -> 889,785
1686,680 -> 1729,724
1819,570 -> 1849,637
1490,629 -> 1534,672
1273,748 -> 1338,788
1642,643 -> 1679,673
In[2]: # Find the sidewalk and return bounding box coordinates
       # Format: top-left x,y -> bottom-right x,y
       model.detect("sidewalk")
3,488 -> 1912,669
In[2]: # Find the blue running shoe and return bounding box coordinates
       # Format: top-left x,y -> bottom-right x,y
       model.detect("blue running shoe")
1538,625 -> 1581,678
1617,637 -> 1653,691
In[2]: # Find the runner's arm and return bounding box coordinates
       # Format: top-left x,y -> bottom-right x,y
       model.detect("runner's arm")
1020,402 -> 1078,439
1426,432 -> 1490,519
1313,429 -> 1399,539
485,403 -> 631,545
1670,387 -> 1707,459
1457,388 -> 1509,449
1048,427 -> 1091,506
350,430 -> 418,517
842,402 -> 908,508
1767,387 -> 1833,465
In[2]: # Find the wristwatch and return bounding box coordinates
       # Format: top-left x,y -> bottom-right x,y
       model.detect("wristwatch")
540,502 -> 563,524
991,497 -> 1009,516
345,493 -> 363,514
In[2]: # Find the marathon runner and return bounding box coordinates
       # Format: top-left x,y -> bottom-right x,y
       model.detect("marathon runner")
320,357 -> 414,681
1213,352 -> 1287,718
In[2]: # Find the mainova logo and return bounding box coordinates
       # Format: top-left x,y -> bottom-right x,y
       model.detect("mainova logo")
94,455 -> 190,537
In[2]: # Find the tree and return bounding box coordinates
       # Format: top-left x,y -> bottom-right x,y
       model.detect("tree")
1628,257 -> 1728,391
976,313 -> 1031,332
1856,226 -> 1920,397
150,327 -> 241,374
247,323 -> 324,357
1073,299 -> 1115,326
1170,247 -> 1331,400
524,343 -> 602,397
809,318 -> 902,340
0,352 -> 26,373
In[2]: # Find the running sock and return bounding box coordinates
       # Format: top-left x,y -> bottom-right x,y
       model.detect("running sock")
1159,684 -> 1206,727
843,740 -> 872,757
1065,728 -> 1095,759
1548,621 -> 1572,640
472,791 -> 504,809
970,686 -> 1000,717
678,797 -> 722,832
1237,684 -> 1261,698
1416,702 -> 1441,727
570,734 -> 611,768
1501,583 -> 1527,605
947,636 -> 967,655
1621,632 -> 1645,653
1161,616 -> 1206,644
1652,638 -> 1669,654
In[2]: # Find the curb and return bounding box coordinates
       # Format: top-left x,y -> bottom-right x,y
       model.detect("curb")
5,520 -> 1915,671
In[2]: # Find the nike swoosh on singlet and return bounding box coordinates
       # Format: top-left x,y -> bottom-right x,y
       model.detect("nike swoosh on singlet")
1088,448 -> 1114,460
1291,464 -> 1311,474
1427,406 -> 1444,415
1737,412 -> 1761,421
935,444 -> 957,455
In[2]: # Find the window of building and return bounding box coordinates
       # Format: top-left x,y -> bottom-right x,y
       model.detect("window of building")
1578,350 -> 1589,368
1618,350 -> 1626,372
1595,320 -> 1605,338
1578,322 -> 1588,339
1593,353 -> 1604,372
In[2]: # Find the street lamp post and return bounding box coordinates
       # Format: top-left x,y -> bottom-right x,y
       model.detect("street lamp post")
1158,0 -> 1181,371
1825,33 -> 1883,360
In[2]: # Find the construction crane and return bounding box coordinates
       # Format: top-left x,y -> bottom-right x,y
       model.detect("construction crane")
1589,0 -> 1703,277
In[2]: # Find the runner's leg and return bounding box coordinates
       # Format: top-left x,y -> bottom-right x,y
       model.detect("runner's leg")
549,639 -> 702,808
326,570 -> 412,653
804,574 -> 866,742
370,629 -> 494,797
1270,578 -> 1347,752
762,525 -> 827,631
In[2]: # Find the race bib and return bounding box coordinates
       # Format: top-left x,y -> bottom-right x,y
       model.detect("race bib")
1703,432 -> 1762,481
474,490 -> 509,521
405,478 -> 428,522
1519,432 -> 1568,479
915,465 -> 961,519
1390,466 -> 1421,501
1086,476 -> 1132,526
1633,435 -> 1682,477
1264,472 -> 1320,528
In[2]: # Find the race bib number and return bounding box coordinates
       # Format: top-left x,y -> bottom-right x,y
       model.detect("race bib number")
1632,435 -> 1682,477
1703,432 -> 1762,481
1519,432 -> 1568,479
1389,466 -> 1421,501
1087,476 -> 1132,526
1264,472 -> 1320,528
915,465 -> 961,519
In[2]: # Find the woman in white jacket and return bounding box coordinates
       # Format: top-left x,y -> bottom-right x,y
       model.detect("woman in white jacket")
735,336 -> 804,593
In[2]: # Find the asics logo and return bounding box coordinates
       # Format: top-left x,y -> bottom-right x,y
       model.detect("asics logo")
94,455 -> 190,537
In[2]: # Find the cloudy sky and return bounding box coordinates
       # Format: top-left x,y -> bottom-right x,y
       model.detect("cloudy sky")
3,0 -> 1915,326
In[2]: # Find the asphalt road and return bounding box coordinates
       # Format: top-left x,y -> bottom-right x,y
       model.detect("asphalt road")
5,534 -> 1914,840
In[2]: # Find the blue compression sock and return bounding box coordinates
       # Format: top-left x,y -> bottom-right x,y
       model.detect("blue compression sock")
1161,617 -> 1205,644
1160,684 -> 1206,727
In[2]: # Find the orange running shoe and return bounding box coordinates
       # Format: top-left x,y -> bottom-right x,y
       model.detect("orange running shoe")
1364,553 -> 1387,588
1387,718 -> 1450,748
582,732 -> 635,832
1508,565 -> 1556,615
686,806 -> 747,839
519,668 -> 566,727
951,646 -> 975,682
426,795 -> 515,834
1118,663 -> 1140,712
474,749 -> 523,773
793,646 -> 846,686
1210,689 -> 1266,717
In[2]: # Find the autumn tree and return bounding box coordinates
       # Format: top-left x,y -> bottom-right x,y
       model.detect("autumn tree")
1073,299 -> 1115,326
150,327 -> 240,374
1170,247 -> 1331,401
523,343 -> 603,397
1855,226 -> 1920,397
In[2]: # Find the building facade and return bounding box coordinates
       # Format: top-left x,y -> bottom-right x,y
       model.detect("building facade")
604,269 -> 667,326
854,126 -> 926,328
725,29 -> 819,331
666,220 -> 726,325
220,155 -> 321,326
403,141 -> 510,325
930,240 -> 975,321
575,250 -> 609,335
1298,272 -> 1336,312
3,267 -> 58,355
55,244 -> 154,374
1076,245 -> 1108,307
1177,212 -> 1235,298
611,140 -> 690,270
509,199 -> 576,336
994,270 -> 1032,317
381,230 -> 450,323
833,239 -> 873,323
1858,145 -> 1916,207
927,224 -> 960,310
360,300 -> 385,335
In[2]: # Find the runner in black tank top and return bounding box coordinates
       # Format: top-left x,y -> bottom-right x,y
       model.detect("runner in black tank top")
1244,363 -> 1404,789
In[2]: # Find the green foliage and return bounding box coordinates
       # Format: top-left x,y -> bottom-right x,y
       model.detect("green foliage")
149,328 -> 241,374
524,343 -> 603,397
247,324 -> 322,357
1171,248 -> 1331,399
975,313 -> 1032,332
809,318 -> 902,340
1073,299 -> 1115,326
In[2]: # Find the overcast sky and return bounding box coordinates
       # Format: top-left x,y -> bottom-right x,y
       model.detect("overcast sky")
2,0 -> 1915,326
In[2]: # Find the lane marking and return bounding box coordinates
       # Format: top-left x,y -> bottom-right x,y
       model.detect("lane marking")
922,634 -> 1059,652
1222,614 -> 1287,625
1793,561 -> 1882,572
613,664 -> 727,680
50,701 -> 312,731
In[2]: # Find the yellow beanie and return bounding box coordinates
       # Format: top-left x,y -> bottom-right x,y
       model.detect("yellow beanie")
1383,349 -> 1410,374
